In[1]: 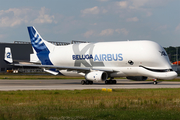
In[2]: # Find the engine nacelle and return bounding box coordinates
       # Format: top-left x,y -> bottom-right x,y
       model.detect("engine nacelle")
85,71 -> 108,82
126,76 -> 148,81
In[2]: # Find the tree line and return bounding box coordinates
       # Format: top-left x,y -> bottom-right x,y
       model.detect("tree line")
164,46 -> 180,63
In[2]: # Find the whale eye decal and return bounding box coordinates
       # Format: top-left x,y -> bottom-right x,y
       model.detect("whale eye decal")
128,60 -> 134,65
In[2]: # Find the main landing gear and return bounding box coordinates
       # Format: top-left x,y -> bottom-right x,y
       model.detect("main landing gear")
153,78 -> 158,85
105,78 -> 117,84
81,80 -> 93,85
81,78 -> 117,85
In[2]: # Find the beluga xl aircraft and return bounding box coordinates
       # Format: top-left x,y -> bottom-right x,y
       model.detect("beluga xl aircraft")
4,26 -> 177,85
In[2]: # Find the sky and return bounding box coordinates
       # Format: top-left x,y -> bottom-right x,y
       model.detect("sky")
0,0 -> 179,47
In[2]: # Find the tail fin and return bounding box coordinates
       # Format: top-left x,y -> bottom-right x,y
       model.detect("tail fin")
4,47 -> 13,64
27,26 -> 55,65
27,26 -> 55,54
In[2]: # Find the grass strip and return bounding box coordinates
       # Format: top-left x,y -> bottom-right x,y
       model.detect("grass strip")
0,74 -> 84,79
0,88 -> 180,119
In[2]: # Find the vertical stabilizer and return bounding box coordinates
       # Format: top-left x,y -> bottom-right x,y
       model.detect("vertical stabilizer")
4,47 -> 13,63
27,26 -> 55,53
27,26 -> 55,65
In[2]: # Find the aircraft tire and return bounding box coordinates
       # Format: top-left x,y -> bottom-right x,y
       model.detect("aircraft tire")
90,81 -> 93,84
86,80 -> 89,85
109,80 -> 113,84
105,80 -> 109,84
113,80 -> 117,84
88,80 -> 93,85
153,81 -> 157,85
81,80 -> 86,85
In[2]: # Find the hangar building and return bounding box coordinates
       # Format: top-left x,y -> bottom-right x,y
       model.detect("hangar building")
0,41 -> 33,72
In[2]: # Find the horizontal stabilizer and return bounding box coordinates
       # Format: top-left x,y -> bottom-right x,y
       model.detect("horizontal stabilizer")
43,69 -> 59,75
30,53 -> 41,64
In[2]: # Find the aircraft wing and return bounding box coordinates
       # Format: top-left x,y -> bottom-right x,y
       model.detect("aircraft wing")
13,63 -> 114,73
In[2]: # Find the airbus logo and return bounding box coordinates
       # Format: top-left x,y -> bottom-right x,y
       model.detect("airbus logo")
72,53 -> 123,61
94,53 -> 123,61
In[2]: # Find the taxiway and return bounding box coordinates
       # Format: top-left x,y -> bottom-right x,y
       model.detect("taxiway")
0,79 -> 180,91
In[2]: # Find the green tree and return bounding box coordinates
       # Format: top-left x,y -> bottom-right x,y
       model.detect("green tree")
164,46 -> 180,63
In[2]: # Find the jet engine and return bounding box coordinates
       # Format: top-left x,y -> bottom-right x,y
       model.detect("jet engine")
85,71 -> 108,82
126,76 -> 148,81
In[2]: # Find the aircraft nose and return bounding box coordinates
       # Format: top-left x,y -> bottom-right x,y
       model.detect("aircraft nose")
166,71 -> 177,80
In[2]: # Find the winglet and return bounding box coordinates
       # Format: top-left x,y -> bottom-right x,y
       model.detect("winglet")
4,47 -> 13,64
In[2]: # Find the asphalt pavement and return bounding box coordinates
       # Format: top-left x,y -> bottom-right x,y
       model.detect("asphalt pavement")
0,79 -> 180,91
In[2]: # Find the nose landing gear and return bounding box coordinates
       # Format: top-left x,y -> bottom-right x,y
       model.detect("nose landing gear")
153,78 -> 158,85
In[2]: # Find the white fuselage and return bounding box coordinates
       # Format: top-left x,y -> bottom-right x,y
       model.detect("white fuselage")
47,40 -> 177,80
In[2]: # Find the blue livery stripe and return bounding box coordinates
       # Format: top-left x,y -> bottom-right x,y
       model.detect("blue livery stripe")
28,27 -> 49,53
27,26 -> 53,65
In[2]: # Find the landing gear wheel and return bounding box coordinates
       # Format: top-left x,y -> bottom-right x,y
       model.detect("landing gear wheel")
153,78 -> 158,85
105,80 -> 109,84
89,81 -> 93,84
153,81 -> 157,85
113,80 -> 117,84
85,80 -> 93,85
81,80 -> 86,85
109,80 -> 113,84
105,80 -> 117,84
86,80 -> 89,85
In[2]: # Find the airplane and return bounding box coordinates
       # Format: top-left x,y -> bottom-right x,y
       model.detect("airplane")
4,26 -> 177,85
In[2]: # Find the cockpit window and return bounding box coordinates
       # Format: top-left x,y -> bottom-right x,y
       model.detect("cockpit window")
159,51 -> 167,56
